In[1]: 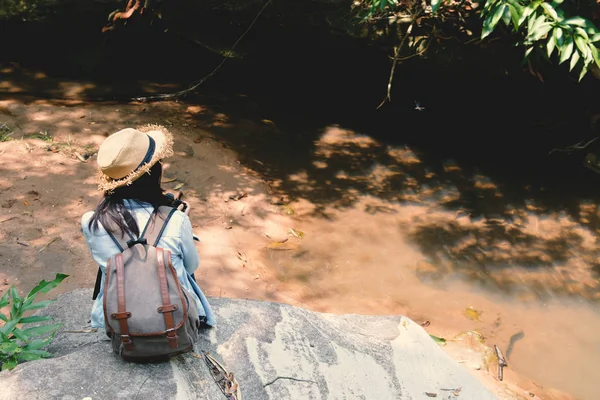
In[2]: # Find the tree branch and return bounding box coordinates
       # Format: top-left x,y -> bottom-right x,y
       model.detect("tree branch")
133,0 -> 273,102
377,12 -> 420,109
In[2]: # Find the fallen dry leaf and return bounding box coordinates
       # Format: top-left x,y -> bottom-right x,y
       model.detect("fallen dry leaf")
464,307 -> 482,321
261,119 -> 275,126
173,183 -> 184,190
161,176 -> 177,183
288,228 -> 305,239
229,193 -> 248,201
281,205 -> 295,215
74,152 -> 88,162
267,241 -> 300,250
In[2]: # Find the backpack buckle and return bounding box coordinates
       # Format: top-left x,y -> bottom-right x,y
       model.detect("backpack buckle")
126,238 -> 147,248
120,334 -> 133,350
166,328 -> 179,348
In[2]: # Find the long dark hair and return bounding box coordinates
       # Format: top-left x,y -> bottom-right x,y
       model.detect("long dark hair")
89,162 -> 170,238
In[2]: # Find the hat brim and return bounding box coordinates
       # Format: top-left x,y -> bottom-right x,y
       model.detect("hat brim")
97,124 -> 174,193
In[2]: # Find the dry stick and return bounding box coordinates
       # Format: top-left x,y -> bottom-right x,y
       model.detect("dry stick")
263,376 -> 317,387
133,0 -> 273,102
377,13 -> 420,110
494,344 -> 508,381
39,237 -> 58,253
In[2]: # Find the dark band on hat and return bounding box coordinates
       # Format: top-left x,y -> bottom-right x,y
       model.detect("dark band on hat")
135,135 -> 156,172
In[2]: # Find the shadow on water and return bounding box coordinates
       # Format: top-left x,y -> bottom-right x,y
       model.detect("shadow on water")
2,5 -> 600,303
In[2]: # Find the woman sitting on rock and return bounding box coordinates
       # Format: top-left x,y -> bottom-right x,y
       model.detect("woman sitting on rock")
81,125 -> 215,333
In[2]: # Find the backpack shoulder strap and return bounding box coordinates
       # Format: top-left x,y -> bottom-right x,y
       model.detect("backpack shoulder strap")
105,229 -> 125,252
105,221 -> 138,251
141,206 -> 178,247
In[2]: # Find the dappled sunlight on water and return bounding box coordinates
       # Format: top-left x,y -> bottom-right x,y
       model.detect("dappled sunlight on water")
256,124 -> 600,399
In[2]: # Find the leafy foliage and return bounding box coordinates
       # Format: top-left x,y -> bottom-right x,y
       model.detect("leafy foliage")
481,0 -> 600,80
0,0 -> 44,20
0,273 -> 68,371
357,0 -> 600,81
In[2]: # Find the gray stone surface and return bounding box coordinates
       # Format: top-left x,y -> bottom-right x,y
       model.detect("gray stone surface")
0,289 -> 497,400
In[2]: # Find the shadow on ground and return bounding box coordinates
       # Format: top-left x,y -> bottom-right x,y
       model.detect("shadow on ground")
2,8 -> 600,305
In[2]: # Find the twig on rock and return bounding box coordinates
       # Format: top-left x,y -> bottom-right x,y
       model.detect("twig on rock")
494,344 -> 508,381
263,376 -> 317,388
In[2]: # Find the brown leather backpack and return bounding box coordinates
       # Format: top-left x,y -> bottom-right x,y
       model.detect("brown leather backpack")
102,206 -> 200,362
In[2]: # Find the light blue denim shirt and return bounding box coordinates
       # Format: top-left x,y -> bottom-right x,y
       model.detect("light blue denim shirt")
81,199 -> 215,328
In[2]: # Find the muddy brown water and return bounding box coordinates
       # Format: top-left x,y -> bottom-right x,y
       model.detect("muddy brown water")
2,13 -> 600,398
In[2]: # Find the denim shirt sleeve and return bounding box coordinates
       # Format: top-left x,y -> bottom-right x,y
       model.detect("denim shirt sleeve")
179,214 -> 199,275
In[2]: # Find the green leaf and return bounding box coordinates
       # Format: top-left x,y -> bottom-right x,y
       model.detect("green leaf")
574,35 -> 592,62
380,0 -> 387,11
524,46 -> 534,59
0,314 -> 6,323
11,327 -> 29,342
26,273 -> 69,300
540,3 -> 558,20
482,4 -> 507,39
18,315 -> 53,324
590,34 -> 600,43
17,349 -> 52,361
10,286 -> 22,304
491,4 -> 507,29
22,334 -> 55,351
590,45 -> 600,68
21,299 -> 54,312
21,323 -> 61,338
0,341 -> 20,354
518,4 -> 537,27
502,4 -> 511,27
431,0 -> 442,14
551,0 -> 564,5
564,17 -> 587,28
0,319 -> 18,336
508,4 -> 520,31
553,27 -> 564,47
1,356 -> 18,371
559,35 -> 574,64
579,59 -> 591,81
575,27 -> 590,40
530,22 -> 553,41
570,50 -> 580,71
530,13 -> 548,33
0,290 -> 10,309
547,35 -> 556,57
430,334 -> 447,345
483,0 -> 497,15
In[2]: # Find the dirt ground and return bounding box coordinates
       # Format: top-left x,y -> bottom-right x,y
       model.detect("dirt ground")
0,67 -> 597,400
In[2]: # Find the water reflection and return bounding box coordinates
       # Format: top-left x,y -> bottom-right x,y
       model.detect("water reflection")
251,125 -> 600,399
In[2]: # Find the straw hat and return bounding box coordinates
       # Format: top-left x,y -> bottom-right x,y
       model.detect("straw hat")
96,124 -> 173,193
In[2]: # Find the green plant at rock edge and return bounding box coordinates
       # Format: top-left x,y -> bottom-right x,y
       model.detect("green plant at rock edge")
0,273 -> 69,371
